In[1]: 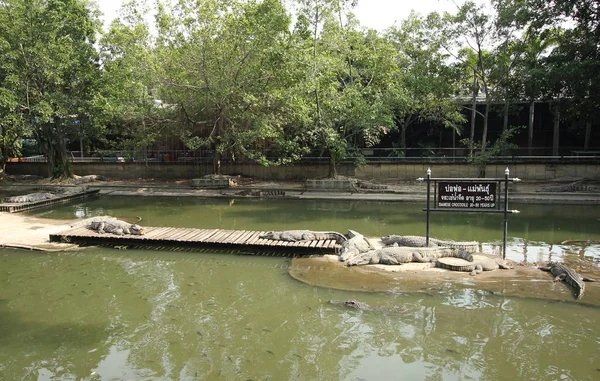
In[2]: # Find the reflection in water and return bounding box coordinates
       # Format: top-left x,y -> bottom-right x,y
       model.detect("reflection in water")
1,249 -> 599,380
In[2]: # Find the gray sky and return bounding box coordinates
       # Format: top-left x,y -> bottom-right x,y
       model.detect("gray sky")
96,0 -> 481,31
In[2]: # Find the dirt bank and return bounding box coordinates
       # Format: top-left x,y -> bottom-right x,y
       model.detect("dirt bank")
0,213 -> 78,251
288,255 -> 600,305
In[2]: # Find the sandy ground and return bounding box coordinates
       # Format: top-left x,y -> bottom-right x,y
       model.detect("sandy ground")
0,212 -> 79,251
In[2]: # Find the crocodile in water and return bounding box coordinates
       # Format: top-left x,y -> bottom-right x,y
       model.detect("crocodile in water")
435,256 -> 512,275
345,245 -> 473,266
260,230 -> 347,244
538,262 -> 596,299
381,235 -> 479,253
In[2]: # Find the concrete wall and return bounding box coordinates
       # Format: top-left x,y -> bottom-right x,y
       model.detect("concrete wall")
6,161 -> 600,181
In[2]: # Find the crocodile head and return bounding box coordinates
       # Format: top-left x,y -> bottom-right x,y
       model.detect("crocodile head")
260,231 -> 278,240
130,224 -> 145,235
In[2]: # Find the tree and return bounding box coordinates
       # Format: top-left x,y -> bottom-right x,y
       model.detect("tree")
0,88 -> 29,178
295,0 -> 394,176
519,0 -> 600,153
439,1 -> 497,154
0,0 -> 101,178
96,0 -> 167,160
386,12 -> 464,156
156,0 -> 296,174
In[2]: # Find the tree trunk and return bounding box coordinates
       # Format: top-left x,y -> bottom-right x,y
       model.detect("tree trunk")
528,101 -> 535,155
328,152 -> 337,178
400,123 -> 407,156
469,76 -> 478,156
503,97 -> 509,131
584,121 -> 591,151
213,108 -> 223,175
38,118 -> 72,179
0,159 -> 6,179
552,103 -> 560,156
480,100 -> 490,154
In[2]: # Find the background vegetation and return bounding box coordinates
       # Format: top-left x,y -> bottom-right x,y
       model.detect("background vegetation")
0,0 -> 598,178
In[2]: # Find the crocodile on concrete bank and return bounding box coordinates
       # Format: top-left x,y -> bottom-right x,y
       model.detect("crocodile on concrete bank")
87,217 -> 144,236
381,235 -> 479,253
260,230 -> 347,243
538,262 -> 596,299
539,180 -> 600,193
435,256 -> 512,276
345,245 -> 473,266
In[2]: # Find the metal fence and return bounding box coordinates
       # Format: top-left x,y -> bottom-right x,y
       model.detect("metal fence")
11,147 -> 600,164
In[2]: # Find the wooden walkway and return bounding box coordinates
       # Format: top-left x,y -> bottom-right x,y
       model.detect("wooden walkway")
0,189 -> 100,213
49,226 -> 340,254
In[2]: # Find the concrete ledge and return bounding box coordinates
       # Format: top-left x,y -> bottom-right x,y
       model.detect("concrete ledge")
306,179 -> 354,192
191,178 -> 231,189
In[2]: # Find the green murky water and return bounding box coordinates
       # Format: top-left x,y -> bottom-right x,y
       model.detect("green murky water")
1,197 -> 599,380
34,196 -> 600,262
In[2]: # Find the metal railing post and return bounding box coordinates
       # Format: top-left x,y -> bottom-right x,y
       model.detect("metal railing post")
503,167 -> 509,259
426,167 -> 431,247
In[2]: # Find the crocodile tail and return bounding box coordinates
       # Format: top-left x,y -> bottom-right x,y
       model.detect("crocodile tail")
457,250 -> 474,262
328,232 -> 348,243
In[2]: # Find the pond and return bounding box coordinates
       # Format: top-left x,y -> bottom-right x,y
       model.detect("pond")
1,197 -> 599,380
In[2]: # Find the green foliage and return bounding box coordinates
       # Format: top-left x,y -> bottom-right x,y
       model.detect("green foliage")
461,126 -> 523,177
0,0 -> 101,178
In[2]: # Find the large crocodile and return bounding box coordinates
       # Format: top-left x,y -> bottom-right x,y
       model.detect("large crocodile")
339,230 -> 374,261
345,245 -> 473,266
4,192 -> 56,203
436,256 -> 512,275
539,180 -> 600,193
538,262 -> 596,299
260,230 -> 347,244
87,217 -> 144,236
381,235 -> 479,253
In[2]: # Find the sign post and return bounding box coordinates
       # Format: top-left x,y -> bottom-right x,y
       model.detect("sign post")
418,168 -> 521,259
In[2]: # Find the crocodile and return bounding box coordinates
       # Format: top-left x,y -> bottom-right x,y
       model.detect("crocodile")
339,230 -> 374,262
381,235 -> 479,253
260,230 -> 347,244
328,299 -> 371,310
345,245 -> 473,266
538,262 -> 596,299
4,192 -> 56,203
87,218 -> 144,236
539,180 -> 600,193
435,256 -> 512,275
328,299 -> 407,313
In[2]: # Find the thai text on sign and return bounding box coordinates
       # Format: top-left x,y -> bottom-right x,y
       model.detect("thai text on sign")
437,182 -> 497,209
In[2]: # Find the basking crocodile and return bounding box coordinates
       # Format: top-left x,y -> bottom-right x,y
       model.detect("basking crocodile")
435,256 -> 512,275
381,235 -> 479,253
539,180 -> 600,193
339,230 -> 374,261
4,192 -> 56,203
260,230 -> 347,244
538,262 -> 596,299
87,217 -> 144,236
345,245 -> 473,266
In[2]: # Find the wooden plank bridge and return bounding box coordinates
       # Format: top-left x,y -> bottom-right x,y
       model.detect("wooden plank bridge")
49,226 -> 340,254
0,189 -> 100,213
